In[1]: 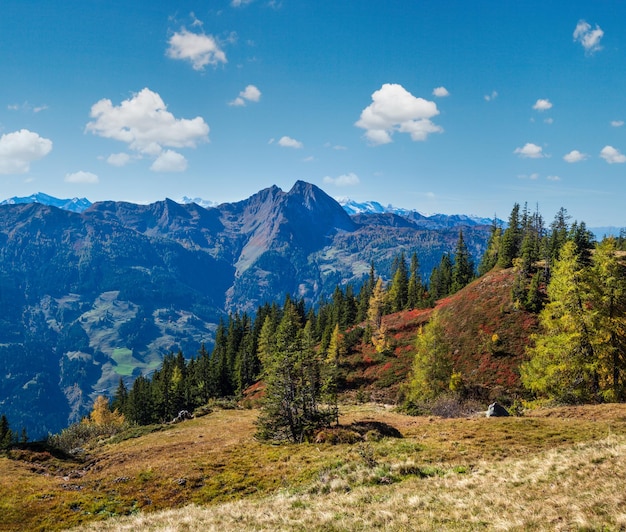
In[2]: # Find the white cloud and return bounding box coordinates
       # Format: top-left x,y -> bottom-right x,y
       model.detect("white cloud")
7,102 -> 48,113
65,171 -> 99,184
232,0 -> 254,5
229,84 -> 261,106
573,20 -> 604,54
544,118 -> 554,125
563,150 -> 588,163
150,150 -> 188,172
166,28 -> 227,70
611,120 -> 624,128
546,175 -> 561,181
600,145 -> 626,164
532,99 -> 553,111
355,83 -> 442,145
86,88 -> 209,158
484,90 -> 498,102
0,129 -> 52,174
323,173 -> 360,186
107,152 -> 131,167
514,143 -> 544,159
432,86 -> 449,97
277,136 -> 303,149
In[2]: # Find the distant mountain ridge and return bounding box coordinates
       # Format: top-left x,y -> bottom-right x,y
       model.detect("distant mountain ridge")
337,198 -> 498,227
0,192 -> 92,213
2,191 -> 620,238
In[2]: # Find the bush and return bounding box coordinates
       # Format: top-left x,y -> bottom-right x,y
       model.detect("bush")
48,420 -> 130,455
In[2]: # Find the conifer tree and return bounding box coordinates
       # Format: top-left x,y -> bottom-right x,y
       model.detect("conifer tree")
111,378 -> 128,414
0,414 -> 13,449
388,251 -> 409,312
521,241 -> 599,402
357,261 -> 377,322
406,311 -> 454,403
367,277 -> 386,332
478,216 -> 501,276
88,396 -> 125,426
524,271 -> 543,313
429,254 -> 452,300
498,203 -> 521,268
256,302 -> 335,442
407,252 -> 425,309
451,229 -> 474,293
587,237 -> 626,400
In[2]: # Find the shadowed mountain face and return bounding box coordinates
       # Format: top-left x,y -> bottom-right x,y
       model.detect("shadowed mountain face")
0,181 -> 491,437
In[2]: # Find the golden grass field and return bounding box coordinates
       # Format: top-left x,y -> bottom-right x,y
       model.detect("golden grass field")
1,403 -> 626,531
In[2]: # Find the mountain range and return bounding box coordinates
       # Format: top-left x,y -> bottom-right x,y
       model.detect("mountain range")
0,181 -> 495,437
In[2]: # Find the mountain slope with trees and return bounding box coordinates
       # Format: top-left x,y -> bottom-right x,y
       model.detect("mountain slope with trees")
0,182 -> 492,437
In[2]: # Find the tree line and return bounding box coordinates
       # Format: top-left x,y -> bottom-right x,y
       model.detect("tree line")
407,203 -> 626,406
96,235 -> 478,441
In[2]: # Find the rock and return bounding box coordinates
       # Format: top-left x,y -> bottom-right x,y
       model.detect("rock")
486,402 -> 510,417
171,410 -> 193,424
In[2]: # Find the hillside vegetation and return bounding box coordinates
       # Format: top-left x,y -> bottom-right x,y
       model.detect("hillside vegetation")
1,403 -> 625,531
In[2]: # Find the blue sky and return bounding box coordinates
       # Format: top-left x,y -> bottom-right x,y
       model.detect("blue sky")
0,1 -> 625,226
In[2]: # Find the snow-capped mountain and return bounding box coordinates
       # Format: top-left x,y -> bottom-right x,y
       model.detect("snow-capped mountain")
0,193 -> 92,213
180,196 -> 219,209
338,198 -> 496,226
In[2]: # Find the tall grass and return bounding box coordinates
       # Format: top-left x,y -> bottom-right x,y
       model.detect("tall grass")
73,433 -> 626,531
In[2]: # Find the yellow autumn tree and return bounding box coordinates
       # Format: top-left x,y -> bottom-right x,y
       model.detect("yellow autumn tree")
87,395 -> 126,426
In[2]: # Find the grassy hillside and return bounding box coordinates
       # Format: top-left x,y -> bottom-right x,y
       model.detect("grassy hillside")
1,404 -> 626,531
340,267 -> 538,404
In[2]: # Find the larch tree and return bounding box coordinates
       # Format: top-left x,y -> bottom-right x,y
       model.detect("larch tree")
406,310 -> 454,403
521,241 -> 599,402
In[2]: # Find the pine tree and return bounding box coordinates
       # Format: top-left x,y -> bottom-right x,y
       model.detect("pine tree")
429,254 -> 452,300
524,271 -> 543,313
407,252 -> 425,309
451,229 -> 474,293
588,237 -> 626,400
388,251 -> 409,312
0,414 -> 13,449
357,261 -> 377,322
126,375 -> 155,425
478,216 -> 501,276
111,378 -> 128,415
256,302 -> 335,442
498,203 -> 521,268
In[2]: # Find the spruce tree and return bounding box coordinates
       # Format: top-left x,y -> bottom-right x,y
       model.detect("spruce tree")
498,203 -> 521,268
587,237 -> 626,400
451,229 -> 474,293
388,251 -> 409,312
256,302 -> 335,442
407,252 -> 425,309
478,216 -> 501,276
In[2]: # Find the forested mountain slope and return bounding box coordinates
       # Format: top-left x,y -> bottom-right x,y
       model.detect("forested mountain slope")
0,181 -> 491,436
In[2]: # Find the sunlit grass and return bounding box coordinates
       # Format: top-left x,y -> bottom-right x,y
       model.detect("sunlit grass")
1,403 -> 625,531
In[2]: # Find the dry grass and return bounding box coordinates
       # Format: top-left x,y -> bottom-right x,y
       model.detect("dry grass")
73,432 -> 626,531
1,403 -> 626,531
